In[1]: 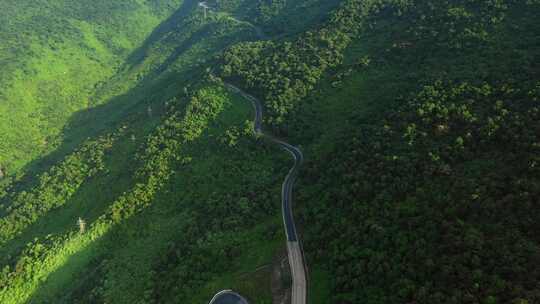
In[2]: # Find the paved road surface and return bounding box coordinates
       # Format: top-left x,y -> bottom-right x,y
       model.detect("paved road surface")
224,83 -> 308,304
209,290 -> 249,304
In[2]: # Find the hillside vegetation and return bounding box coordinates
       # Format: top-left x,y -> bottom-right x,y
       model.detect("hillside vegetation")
0,0 -> 539,303
0,0 -> 182,175
221,0 -> 540,303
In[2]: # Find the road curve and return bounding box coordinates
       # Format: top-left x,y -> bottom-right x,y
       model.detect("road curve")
224,83 -> 308,304
208,290 -> 249,304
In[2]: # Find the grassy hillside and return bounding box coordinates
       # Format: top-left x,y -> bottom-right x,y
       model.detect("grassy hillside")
0,1 -> 307,302
0,0 -> 539,303
0,0 -> 183,175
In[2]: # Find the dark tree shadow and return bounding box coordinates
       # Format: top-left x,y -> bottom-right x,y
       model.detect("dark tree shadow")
127,0 -> 199,66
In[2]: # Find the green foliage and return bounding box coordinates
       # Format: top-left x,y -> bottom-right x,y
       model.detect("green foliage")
206,0 -> 337,34
291,1 -> 540,303
0,0 -> 183,174
220,0 -> 374,127
0,0 -> 287,301
181,87 -> 228,141
303,81 -> 540,303
1,0 -> 539,303
0,131 -> 121,246
0,82 -> 230,302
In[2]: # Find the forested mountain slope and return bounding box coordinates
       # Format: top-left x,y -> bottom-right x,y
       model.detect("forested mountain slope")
0,0 -> 539,303
298,2 -> 539,303
0,0 -> 182,174
220,0 -> 540,303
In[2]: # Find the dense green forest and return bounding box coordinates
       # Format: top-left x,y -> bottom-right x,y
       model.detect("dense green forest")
0,0 -> 539,303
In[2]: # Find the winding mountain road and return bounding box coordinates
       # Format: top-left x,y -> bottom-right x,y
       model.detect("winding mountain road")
224,83 -> 308,304
208,9 -> 306,304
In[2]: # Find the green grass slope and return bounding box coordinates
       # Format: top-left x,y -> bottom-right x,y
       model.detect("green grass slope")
0,0 -> 183,175
0,1 -> 315,302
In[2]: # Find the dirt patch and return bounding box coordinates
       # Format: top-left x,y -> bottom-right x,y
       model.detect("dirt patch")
271,248 -> 291,304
